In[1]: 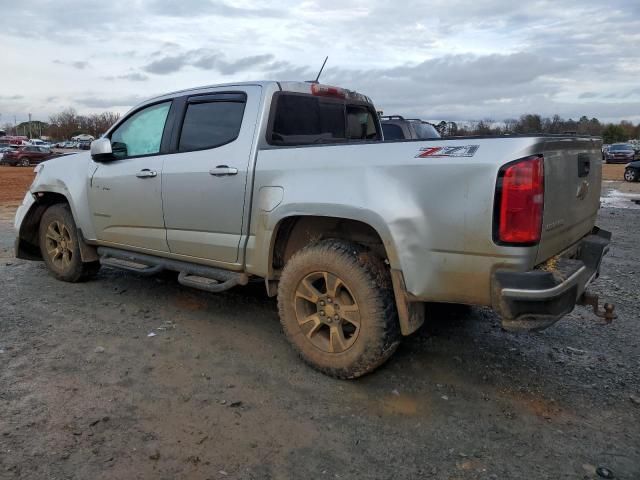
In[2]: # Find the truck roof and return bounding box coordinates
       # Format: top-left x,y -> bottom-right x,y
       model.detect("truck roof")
141,81 -> 373,108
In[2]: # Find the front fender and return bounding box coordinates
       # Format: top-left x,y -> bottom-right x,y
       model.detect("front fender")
30,154 -> 98,240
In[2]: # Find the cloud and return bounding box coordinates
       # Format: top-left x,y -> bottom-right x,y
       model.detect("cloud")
143,50 -> 274,75
103,73 -> 150,82
53,59 -> 90,69
1,0 -> 639,122
76,95 -> 146,109
143,56 -> 187,74
119,73 -> 149,82
148,0 -> 282,18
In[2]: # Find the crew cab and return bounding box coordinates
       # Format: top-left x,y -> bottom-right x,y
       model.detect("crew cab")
14,81 -> 612,378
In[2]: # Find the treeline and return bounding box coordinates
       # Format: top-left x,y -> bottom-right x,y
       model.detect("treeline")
439,115 -> 640,144
2,108 -> 121,140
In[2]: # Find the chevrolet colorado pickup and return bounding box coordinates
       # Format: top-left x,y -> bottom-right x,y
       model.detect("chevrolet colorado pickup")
14,81 -> 612,378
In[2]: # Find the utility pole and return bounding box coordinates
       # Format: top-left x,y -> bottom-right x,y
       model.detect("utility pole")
28,113 -> 32,139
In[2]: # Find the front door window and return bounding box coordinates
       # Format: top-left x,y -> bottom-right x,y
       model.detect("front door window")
110,102 -> 171,159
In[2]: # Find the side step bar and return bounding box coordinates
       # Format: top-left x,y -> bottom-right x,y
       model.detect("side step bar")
97,247 -> 249,293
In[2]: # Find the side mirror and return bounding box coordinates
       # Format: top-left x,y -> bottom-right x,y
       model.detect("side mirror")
90,138 -> 114,162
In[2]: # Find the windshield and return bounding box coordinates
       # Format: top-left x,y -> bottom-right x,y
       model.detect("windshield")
410,121 -> 441,139
382,123 -> 405,140
610,144 -> 633,151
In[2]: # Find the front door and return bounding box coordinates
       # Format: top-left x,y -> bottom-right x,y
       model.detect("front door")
89,101 -> 172,252
162,86 -> 261,264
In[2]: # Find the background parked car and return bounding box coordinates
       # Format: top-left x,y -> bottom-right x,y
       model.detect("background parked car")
380,115 -> 441,140
624,160 -> 640,182
1,145 -> 53,166
78,140 -> 91,150
0,145 -> 17,155
604,143 -> 637,163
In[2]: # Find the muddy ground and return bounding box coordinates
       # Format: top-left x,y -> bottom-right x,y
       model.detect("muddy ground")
0,166 -> 639,479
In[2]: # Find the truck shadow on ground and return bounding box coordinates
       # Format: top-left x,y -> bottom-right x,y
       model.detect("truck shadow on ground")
102,266 -> 578,397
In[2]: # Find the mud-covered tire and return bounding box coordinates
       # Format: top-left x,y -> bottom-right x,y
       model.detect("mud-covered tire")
277,239 -> 401,379
39,204 -> 100,282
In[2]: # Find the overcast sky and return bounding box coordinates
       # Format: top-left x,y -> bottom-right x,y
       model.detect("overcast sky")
1,0 -> 639,126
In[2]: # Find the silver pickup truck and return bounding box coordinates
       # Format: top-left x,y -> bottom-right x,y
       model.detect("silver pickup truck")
14,81 -> 612,378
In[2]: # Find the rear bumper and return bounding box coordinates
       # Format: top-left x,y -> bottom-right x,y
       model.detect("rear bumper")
494,227 -> 611,331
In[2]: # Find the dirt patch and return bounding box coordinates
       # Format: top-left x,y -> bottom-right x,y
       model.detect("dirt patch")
0,178 -> 638,479
0,166 -> 34,203
602,163 -> 627,181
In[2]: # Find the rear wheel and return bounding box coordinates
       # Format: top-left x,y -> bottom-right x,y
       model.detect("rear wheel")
624,168 -> 639,182
277,239 -> 401,379
39,204 -> 100,282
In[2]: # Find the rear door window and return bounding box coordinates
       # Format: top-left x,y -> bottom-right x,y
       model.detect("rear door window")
178,95 -> 246,152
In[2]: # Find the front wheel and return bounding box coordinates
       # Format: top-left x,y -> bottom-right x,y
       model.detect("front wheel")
19,158 -> 30,167
624,168 -> 639,182
39,204 -> 100,282
277,239 -> 401,379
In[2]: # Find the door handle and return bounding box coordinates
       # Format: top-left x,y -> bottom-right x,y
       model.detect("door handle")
209,165 -> 238,177
136,169 -> 157,178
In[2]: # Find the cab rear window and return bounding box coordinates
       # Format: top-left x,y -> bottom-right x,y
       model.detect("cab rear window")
269,93 -> 380,146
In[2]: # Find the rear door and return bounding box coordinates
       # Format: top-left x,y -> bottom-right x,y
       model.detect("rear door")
161,86 -> 261,264
536,138 -> 602,263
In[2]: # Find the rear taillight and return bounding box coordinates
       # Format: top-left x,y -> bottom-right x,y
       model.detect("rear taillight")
494,155 -> 544,245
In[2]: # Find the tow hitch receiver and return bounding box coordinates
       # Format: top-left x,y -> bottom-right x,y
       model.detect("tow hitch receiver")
578,292 -> 617,323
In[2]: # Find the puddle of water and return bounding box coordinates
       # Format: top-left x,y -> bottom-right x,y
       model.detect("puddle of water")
600,189 -> 640,210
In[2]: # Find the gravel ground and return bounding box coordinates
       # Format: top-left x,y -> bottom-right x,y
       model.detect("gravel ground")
0,179 -> 638,479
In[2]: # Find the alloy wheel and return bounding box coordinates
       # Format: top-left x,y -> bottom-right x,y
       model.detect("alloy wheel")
44,220 -> 74,270
294,271 -> 361,353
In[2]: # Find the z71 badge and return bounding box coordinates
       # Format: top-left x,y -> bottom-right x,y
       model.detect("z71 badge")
416,145 -> 480,158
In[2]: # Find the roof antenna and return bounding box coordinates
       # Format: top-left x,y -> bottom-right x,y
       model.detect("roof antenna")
312,56 -> 328,84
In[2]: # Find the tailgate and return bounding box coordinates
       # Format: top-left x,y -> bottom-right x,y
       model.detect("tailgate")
536,138 -> 602,264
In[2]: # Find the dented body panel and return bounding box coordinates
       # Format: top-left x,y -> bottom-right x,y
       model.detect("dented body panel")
246,136 -> 602,306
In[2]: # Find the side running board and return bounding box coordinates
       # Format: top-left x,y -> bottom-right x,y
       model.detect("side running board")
97,247 -> 249,293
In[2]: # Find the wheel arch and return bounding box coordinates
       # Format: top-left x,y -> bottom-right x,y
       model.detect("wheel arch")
16,191 -> 98,262
270,215 -> 394,272
265,213 -> 424,336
